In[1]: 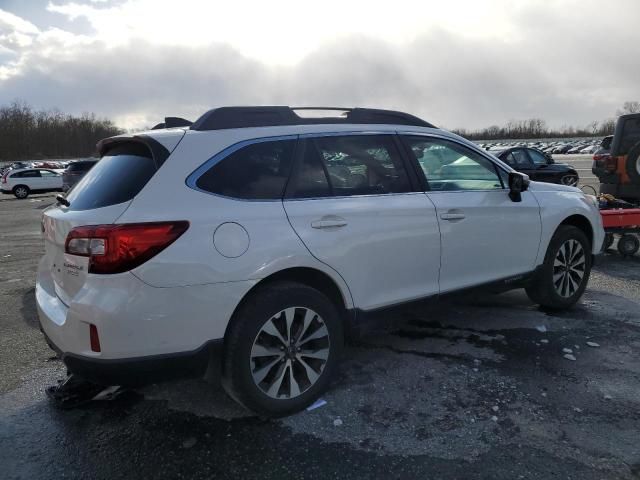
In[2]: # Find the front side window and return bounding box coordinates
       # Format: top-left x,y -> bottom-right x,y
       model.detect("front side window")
39,170 -> 58,177
402,136 -> 505,191
528,149 -> 548,165
196,140 -> 295,200
289,135 -> 410,198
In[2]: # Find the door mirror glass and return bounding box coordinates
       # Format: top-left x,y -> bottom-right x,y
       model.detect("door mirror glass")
508,172 -> 529,202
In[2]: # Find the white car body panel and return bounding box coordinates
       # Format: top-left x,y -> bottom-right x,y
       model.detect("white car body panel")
35,121 -> 605,365
427,189 -> 542,293
284,192 -> 441,310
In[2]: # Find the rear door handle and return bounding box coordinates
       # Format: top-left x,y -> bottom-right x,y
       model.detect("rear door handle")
311,218 -> 348,229
440,213 -> 466,221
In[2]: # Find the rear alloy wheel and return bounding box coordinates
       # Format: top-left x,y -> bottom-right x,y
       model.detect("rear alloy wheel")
560,174 -> 579,186
617,234 -> 639,256
223,281 -> 343,416
13,185 -> 29,199
526,225 -> 592,309
250,307 -> 330,399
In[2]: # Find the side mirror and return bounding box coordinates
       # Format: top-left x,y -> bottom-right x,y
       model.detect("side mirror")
508,172 -> 529,202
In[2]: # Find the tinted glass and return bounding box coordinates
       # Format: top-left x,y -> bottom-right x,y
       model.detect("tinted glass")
67,161 -> 96,172
65,143 -> 157,211
403,136 -> 504,191
196,140 -> 295,200
39,170 -> 58,176
528,149 -> 548,165
287,141 -> 331,198
14,170 -> 40,178
620,118 -> 640,154
506,150 -> 532,168
309,135 -> 410,196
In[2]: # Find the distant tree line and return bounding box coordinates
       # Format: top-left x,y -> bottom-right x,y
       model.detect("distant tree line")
0,101 -> 123,161
453,101 -> 640,141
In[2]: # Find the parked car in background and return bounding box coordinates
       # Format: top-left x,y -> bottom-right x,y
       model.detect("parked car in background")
594,116 -> 640,202
37,106 -> 603,416
62,160 -> 98,192
591,135 -> 613,180
491,147 -> 579,186
1,168 -> 63,198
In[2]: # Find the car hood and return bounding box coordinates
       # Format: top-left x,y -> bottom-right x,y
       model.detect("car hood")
527,180 -> 581,193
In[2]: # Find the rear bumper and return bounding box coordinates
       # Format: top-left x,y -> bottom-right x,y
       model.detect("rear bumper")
41,327 -> 222,386
35,256 -> 256,384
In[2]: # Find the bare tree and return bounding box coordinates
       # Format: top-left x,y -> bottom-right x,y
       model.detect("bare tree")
0,100 -> 122,162
617,101 -> 640,115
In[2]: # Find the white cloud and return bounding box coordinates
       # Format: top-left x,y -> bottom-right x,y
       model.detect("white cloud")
0,9 -> 40,34
0,0 -> 639,130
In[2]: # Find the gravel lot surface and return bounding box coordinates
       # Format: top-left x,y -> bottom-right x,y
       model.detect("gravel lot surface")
1,177 -> 639,479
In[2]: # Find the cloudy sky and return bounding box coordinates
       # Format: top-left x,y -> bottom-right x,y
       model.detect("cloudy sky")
0,0 -> 638,130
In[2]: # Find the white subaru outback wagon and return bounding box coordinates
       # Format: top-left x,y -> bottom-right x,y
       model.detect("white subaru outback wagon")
37,107 -> 604,415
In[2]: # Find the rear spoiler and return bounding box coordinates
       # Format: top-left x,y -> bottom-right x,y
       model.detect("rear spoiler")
96,135 -> 172,169
151,117 -> 193,130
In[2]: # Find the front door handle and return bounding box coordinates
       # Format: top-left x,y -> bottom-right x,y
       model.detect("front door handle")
311,217 -> 348,229
440,212 -> 466,221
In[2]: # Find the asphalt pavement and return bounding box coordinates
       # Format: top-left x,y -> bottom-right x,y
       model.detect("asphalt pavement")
1,169 -> 639,479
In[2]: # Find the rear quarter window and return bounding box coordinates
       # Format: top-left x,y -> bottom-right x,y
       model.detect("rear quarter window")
65,143 -> 157,211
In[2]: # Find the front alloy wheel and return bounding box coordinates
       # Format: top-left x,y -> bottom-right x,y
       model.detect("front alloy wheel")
560,174 -> 579,186
14,186 -> 29,199
251,307 -> 330,399
525,225 -> 592,310
552,239 -> 586,298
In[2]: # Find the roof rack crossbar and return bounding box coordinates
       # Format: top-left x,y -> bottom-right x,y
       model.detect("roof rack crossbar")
189,106 -> 435,131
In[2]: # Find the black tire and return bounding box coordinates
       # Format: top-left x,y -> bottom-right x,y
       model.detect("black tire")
625,142 -> 640,184
12,185 -> 29,199
617,234 -> 639,256
525,225 -> 592,310
603,233 -> 615,250
222,281 -> 343,416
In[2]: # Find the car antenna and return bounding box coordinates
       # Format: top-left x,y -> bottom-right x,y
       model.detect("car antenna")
56,194 -> 70,207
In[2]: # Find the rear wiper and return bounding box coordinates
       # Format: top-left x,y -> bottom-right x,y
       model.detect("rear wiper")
56,194 -> 70,207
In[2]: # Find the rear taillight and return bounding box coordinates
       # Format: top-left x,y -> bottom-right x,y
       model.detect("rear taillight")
65,221 -> 189,274
1,173 -> 7,184
604,155 -> 617,172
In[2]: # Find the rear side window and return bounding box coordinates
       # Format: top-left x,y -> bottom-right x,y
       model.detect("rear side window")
12,170 -> 40,178
196,140 -> 295,200
288,135 -> 411,198
65,143 -> 157,211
